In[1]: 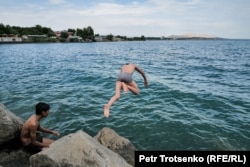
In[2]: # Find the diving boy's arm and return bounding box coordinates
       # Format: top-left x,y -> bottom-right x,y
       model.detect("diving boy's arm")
135,65 -> 148,87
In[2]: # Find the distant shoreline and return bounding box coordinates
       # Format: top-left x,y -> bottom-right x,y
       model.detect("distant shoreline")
0,38 -> 247,44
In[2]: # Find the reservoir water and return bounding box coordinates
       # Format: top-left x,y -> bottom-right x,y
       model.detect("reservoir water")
0,40 -> 249,150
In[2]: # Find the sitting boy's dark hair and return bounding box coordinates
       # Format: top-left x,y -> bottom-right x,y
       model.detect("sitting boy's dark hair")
36,102 -> 50,115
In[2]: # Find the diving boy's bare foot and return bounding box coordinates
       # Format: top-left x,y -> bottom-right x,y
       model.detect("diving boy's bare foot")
104,104 -> 110,118
122,82 -> 128,93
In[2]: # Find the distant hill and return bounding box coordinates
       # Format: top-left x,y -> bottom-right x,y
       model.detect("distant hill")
165,33 -> 223,40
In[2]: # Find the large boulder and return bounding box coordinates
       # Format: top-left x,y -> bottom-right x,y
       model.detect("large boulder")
0,103 -> 30,167
29,130 -> 132,167
94,127 -> 137,166
0,103 -> 24,145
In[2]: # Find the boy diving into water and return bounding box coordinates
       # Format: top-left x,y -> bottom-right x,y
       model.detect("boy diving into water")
104,63 -> 148,118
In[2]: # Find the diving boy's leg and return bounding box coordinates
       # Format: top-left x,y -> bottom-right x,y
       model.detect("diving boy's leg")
122,82 -> 128,93
126,81 -> 140,95
104,104 -> 110,118
104,81 -> 122,118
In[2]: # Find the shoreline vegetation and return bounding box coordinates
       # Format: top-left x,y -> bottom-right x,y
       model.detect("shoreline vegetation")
1,23 -> 225,43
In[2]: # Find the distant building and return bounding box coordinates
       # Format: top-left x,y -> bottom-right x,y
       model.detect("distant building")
54,31 -> 61,37
95,35 -> 109,42
112,36 -> 123,41
0,34 -> 22,42
27,35 -> 47,38
95,36 -> 103,42
68,35 -> 83,42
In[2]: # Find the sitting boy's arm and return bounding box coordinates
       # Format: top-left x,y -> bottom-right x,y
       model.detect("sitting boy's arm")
30,124 -> 48,147
38,125 -> 60,136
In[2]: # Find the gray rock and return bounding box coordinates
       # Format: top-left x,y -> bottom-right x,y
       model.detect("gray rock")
94,127 -> 137,166
29,130 -> 132,167
0,103 -> 30,167
0,103 -> 24,144
0,149 -> 30,167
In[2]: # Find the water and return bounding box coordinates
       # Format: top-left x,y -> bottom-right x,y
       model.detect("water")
0,40 -> 249,150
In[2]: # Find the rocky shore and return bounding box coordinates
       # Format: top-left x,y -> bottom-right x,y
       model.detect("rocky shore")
0,103 -> 136,167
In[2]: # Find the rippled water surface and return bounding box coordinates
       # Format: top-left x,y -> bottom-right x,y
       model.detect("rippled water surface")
0,40 -> 249,150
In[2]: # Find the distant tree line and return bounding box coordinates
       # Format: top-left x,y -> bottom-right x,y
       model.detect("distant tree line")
0,23 -> 146,42
0,23 -> 55,37
0,23 -> 95,42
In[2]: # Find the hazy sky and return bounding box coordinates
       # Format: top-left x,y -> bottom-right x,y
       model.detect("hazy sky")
1,0 -> 249,39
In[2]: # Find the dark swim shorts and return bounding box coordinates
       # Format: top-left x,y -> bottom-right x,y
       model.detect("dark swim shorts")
116,72 -> 133,83
23,133 -> 43,154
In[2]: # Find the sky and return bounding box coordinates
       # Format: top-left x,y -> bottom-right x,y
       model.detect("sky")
0,0 -> 250,39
